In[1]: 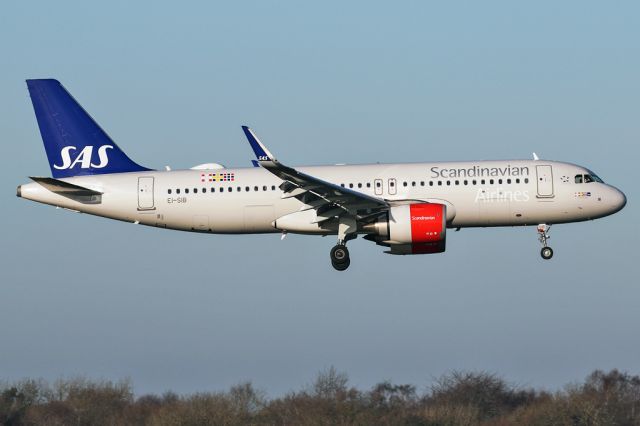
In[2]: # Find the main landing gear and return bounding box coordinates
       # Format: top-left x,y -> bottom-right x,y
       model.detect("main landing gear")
330,244 -> 350,271
330,217 -> 357,271
537,224 -> 553,260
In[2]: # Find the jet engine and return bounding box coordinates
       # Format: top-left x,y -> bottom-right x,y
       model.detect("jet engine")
362,203 -> 447,255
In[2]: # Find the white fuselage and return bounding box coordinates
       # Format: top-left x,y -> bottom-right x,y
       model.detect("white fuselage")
18,160 -> 626,234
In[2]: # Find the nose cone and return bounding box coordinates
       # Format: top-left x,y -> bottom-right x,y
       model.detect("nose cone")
609,187 -> 627,214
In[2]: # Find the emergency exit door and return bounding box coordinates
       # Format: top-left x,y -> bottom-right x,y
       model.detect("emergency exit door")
374,179 -> 383,195
138,176 -> 155,210
535,165 -> 554,198
388,178 -> 397,195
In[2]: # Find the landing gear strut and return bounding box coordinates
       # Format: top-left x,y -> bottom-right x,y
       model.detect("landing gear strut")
537,224 -> 553,260
330,217 -> 356,271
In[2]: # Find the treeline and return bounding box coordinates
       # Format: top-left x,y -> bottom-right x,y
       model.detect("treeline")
2,368 -> 640,425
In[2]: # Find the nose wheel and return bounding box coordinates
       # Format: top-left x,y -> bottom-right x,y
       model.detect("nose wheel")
330,244 -> 350,271
540,246 -> 554,260
537,224 -> 553,260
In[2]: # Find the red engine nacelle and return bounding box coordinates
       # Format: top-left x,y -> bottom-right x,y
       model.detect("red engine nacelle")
363,203 -> 447,255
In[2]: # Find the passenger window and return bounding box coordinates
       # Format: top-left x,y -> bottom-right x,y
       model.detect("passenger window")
455,180 -> 459,185
220,187 -> 224,192
358,183 -> 362,188
211,187 -> 215,193
168,189 -> 172,194
341,183 -> 345,187
246,186 -> 250,191
429,181 -> 433,186
176,189 -> 180,194
489,179 -> 494,185
271,185 -> 276,190
524,178 -> 529,184
263,186 -> 267,191
446,181 -> 451,186
254,186 -> 258,191
438,181 -> 442,186
420,181 -> 425,186
376,181 -> 381,187
366,182 -> 371,188
403,182 -> 407,187
507,179 -> 511,184
515,178 -> 520,184
202,187 -> 206,193
185,188 -> 189,194
464,180 -> 468,185
237,186 -> 241,192
349,183 -> 354,188
194,188 -> 198,193
472,180 -> 477,185
498,179 -> 502,184
390,181 -> 395,187
481,179 -> 485,185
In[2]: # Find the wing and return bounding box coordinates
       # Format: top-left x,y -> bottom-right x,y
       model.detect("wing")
241,126 -> 388,222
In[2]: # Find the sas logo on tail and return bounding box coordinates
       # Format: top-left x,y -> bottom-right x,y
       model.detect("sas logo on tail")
54,145 -> 114,170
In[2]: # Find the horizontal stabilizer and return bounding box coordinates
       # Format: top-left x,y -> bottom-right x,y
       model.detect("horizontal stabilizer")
30,176 -> 103,196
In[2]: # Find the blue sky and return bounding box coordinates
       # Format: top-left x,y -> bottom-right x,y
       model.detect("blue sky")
1,1 -> 638,395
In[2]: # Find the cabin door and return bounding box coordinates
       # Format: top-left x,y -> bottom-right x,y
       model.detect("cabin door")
138,177 -> 155,210
535,165 -> 554,198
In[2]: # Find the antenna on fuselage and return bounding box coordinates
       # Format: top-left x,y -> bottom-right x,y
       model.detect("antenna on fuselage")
532,152 -> 540,161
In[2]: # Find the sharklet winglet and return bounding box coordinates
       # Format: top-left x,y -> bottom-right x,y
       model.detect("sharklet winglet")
242,126 -> 276,162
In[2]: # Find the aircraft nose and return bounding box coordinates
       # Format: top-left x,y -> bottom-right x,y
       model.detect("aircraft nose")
609,187 -> 626,213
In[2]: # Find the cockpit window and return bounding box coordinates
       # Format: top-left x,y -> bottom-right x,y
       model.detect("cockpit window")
576,172 -> 604,184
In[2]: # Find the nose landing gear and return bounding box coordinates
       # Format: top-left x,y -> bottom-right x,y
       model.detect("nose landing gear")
537,224 -> 553,260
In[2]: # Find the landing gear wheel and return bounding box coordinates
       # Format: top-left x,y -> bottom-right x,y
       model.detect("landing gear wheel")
332,257 -> 350,271
330,245 -> 349,264
540,247 -> 554,260
330,245 -> 350,271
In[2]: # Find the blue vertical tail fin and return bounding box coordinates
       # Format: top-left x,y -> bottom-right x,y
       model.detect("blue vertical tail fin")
26,79 -> 151,178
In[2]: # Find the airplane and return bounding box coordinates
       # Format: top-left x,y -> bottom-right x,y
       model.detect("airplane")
17,79 -> 627,271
